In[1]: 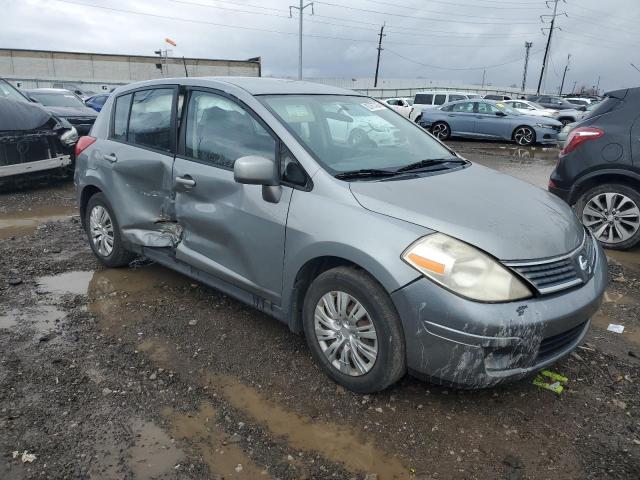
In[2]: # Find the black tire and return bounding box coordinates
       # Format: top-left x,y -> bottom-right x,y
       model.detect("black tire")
513,125 -> 536,146
430,121 -> 451,140
575,183 -> 640,250
414,115 -> 422,124
85,192 -> 135,267
302,266 -> 406,393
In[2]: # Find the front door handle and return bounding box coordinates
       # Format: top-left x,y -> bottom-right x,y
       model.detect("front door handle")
103,153 -> 117,163
175,175 -> 196,188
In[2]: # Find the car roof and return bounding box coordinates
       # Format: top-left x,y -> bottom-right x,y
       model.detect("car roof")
415,90 -> 472,95
114,77 -> 360,96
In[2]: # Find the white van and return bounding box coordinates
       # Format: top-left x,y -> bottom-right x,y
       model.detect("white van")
409,91 -> 479,122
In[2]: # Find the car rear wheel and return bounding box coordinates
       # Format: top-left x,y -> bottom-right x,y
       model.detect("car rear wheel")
85,193 -> 135,267
513,126 -> 536,146
576,183 -> 640,250
431,121 -> 451,140
302,266 -> 406,393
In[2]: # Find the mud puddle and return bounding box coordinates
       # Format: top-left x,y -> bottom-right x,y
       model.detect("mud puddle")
79,264 -> 411,479
37,270 -> 94,295
607,248 -> 640,273
165,402 -> 268,478
0,304 -> 65,333
0,205 -> 75,239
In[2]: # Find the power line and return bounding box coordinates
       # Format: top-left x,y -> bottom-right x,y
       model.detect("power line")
364,0 -> 546,11
385,47 -> 543,71
313,1 -> 540,25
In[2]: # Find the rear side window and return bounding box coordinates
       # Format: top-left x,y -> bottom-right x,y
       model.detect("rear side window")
449,94 -> 466,102
434,94 -> 447,105
414,94 -> 433,105
94,95 -> 108,106
184,91 -> 275,169
112,94 -> 131,141
128,88 -> 174,151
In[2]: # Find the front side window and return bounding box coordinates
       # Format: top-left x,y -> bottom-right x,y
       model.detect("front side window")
128,88 -> 174,151
112,93 -> 131,141
184,91 -> 275,169
261,95 -> 453,175
477,102 -> 499,114
0,79 -> 30,103
434,94 -> 447,105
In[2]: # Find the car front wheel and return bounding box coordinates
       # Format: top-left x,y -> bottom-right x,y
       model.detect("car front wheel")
431,121 -> 451,140
302,267 -> 406,393
576,183 -> 640,250
513,126 -> 536,146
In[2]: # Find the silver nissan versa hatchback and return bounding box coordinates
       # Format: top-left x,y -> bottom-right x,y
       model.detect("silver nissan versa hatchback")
75,78 -> 607,393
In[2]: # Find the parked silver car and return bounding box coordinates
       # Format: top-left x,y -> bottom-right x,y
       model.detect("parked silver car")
75,78 -> 606,392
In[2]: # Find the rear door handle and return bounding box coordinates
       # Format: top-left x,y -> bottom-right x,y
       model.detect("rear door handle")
175,175 -> 196,188
103,153 -> 117,163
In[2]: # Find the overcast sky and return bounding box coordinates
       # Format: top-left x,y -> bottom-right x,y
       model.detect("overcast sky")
2,0 -> 638,92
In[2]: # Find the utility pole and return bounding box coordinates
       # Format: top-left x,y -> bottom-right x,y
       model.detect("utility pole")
290,1 -> 314,80
481,69 -> 486,89
521,41 -> 533,92
374,23 -> 385,88
595,75 -> 601,95
571,80 -> 577,93
559,53 -> 570,95
537,0 -> 565,94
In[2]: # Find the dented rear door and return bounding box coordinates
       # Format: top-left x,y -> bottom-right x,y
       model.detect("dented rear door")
96,86 -> 179,246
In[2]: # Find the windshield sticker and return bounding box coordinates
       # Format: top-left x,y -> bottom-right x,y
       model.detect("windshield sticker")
361,101 -> 386,112
283,104 -> 315,122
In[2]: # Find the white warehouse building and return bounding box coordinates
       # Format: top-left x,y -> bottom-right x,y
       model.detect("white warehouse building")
0,48 -> 261,93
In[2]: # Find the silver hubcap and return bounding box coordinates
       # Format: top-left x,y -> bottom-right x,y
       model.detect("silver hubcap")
314,291 -> 378,377
582,192 -> 640,244
514,127 -> 534,145
432,123 -> 449,139
89,205 -> 115,257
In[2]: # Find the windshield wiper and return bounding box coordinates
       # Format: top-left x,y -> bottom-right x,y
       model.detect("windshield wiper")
335,169 -> 400,180
395,157 -> 466,173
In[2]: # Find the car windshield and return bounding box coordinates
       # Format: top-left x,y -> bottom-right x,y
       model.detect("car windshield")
405,98 -> 414,105
0,79 -> 30,103
261,94 -> 455,174
494,102 -> 521,115
29,92 -> 85,107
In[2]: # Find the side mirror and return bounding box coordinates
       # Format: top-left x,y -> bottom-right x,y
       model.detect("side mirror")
234,155 -> 279,186
495,111 -> 507,117
234,155 -> 281,203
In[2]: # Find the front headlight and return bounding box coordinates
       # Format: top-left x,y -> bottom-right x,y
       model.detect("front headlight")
535,123 -> 553,128
402,233 -> 532,302
59,127 -> 78,146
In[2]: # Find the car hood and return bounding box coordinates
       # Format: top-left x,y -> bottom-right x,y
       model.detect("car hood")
515,114 -> 562,126
0,97 -> 56,131
349,164 -> 584,261
44,105 -> 98,118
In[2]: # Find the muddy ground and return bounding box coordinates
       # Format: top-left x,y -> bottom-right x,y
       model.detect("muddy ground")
1,141 -> 639,480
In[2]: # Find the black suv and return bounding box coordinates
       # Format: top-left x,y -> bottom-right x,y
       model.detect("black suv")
549,87 -> 640,250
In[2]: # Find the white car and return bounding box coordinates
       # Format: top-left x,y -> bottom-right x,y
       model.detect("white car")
409,90 -> 479,122
383,97 -> 413,118
504,100 -> 559,118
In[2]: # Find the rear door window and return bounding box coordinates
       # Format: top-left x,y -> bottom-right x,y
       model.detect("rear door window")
434,94 -> 447,105
184,90 -> 275,169
128,88 -> 174,152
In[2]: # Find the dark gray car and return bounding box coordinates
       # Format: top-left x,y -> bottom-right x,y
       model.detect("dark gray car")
25,88 -> 98,135
75,78 -> 607,392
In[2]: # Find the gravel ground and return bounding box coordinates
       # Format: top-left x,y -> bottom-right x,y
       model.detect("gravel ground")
1,141 -> 639,479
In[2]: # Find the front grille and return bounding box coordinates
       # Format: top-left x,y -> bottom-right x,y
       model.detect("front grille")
537,321 -> 587,361
505,231 -> 597,295
0,131 -> 58,167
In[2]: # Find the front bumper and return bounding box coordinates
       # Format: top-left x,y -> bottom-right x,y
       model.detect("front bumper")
533,126 -> 561,144
0,155 -> 71,178
391,241 -> 607,388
